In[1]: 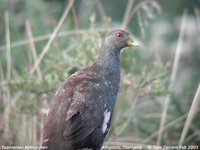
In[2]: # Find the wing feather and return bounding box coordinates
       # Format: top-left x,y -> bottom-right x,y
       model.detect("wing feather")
62,79 -> 105,145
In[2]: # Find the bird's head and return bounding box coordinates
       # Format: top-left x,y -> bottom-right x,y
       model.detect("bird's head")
103,29 -> 139,51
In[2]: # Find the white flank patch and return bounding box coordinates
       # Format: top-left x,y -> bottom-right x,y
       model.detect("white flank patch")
102,110 -> 111,134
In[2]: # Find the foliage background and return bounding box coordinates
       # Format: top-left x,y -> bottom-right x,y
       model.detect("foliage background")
0,0 -> 200,148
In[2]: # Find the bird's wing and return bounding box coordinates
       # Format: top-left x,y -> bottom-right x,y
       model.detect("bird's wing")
62,75 -> 106,145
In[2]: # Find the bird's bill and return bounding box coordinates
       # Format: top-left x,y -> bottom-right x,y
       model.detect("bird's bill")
127,36 -> 140,48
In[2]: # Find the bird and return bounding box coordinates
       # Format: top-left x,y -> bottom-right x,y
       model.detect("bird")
41,29 -> 139,150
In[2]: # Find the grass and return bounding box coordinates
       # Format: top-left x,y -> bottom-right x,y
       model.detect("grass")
179,83 -> 200,145
157,10 -> 188,145
0,0 -> 200,148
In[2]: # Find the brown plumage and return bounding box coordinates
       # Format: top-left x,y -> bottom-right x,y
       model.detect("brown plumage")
41,29 -> 139,150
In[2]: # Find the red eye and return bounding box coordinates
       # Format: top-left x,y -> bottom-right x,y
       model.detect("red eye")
117,33 -> 123,38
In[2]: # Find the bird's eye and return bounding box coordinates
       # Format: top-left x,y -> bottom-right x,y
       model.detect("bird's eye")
117,33 -> 123,38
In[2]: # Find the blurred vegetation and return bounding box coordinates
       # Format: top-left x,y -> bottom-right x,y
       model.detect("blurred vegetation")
0,0 -> 200,148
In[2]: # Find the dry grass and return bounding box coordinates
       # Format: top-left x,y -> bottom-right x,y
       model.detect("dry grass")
25,20 -> 42,81
179,83 -> 200,145
157,10 -> 188,145
30,0 -> 75,74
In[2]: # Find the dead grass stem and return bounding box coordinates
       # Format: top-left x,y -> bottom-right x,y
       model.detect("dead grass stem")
5,11 -> 11,80
30,0 -> 75,74
25,20 -> 43,81
157,10 -> 187,145
121,0 -> 135,29
179,83 -> 200,145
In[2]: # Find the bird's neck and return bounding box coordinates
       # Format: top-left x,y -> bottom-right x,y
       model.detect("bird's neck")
96,47 -> 121,94
98,49 -> 120,70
